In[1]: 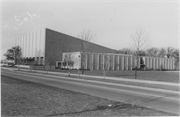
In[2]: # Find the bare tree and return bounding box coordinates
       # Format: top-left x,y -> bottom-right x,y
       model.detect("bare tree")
44,57 -> 54,74
78,29 -> 96,74
130,29 -> 150,79
172,48 -> 179,70
102,54 -> 113,80
63,52 -> 80,76
121,48 -> 133,55
146,47 -> 159,57
165,46 -> 174,58
29,49 -> 43,72
157,48 -> 166,57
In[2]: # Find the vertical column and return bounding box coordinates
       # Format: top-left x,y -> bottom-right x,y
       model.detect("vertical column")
148,57 -> 151,69
163,58 -> 165,70
137,56 -> 140,69
164,58 -> 167,70
25,34 -> 28,58
132,56 -> 136,69
113,55 -> 116,70
22,36 -> 24,58
152,58 -> 155,70
26,34 -> 29,58
160,58 -> 162,69
121,56 -> 124,70
102,54 -> 104,70
154,58 -> 156,70
87,53 -> 90,70
108,55 -> 111,70
33,31 -> 36,57
151,57 -> 154,69
145,57 -> 148,69
84,53 -> 87,70
124,56 -> 127,70
129,56 -> 132,70
157,58 -> 160,70
169,59 -> 171,70
172,58 -> 175,70
155,58 -> 158,70
99,54 -> 102,70
114,55 -> 117,70
147,57 -> 150,69
124,56 -> 126,70
97,54 -> 99,70
162,58 -> 165,69
117,55 -> 120,70
166,58 -> 168,70
90,53 -> 94,70
169,59 -> 172,70
171,58 -> 173,70
31,33 -> 34,58
126,56 -> 129,70
35,31 -> 38,57
119,55 -> 121,70
29,33 -> 32,58
170,58 -> 172,70
93,54 -> 96,70
127,56 -> 129,70
112,55 -> 115,70
166,58 -> 169,70
31,32 -> 34,58
167,59 -> 169,70
20,36 -> 23,58
39,30 -> 41,52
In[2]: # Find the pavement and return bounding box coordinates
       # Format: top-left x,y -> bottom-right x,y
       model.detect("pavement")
2,67 -> 179,87
1,68 -> 180,115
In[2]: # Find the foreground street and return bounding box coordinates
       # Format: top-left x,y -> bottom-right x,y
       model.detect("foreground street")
1,68 -> 179,115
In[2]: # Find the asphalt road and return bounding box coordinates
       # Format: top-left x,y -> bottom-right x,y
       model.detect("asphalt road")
1,69 -> 179,115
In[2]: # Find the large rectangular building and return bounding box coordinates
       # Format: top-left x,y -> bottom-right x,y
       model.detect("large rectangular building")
15,28 -> 175,70
15,28 -> 117,65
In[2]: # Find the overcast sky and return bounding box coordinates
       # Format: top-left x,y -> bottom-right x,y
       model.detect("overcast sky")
1,0 -> 179,59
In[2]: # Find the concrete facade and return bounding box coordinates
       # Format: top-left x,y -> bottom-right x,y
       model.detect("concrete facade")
74,52 -> 175,70
15,28 -> 116,65
15,28 -> 175,70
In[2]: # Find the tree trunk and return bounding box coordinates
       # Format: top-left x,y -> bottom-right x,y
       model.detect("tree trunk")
78,69 -> 80,77
135,56 -> 139,79
135,68 -> 137,79
82,65 -> 84,74
67,64 -> 71,76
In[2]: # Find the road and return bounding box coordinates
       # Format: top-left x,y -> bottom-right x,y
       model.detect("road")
1,68 -> 179,115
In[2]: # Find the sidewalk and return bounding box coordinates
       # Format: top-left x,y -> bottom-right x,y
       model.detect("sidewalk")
2,67 -> 179,88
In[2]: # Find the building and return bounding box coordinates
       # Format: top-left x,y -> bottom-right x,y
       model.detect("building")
15,28 -> 175,70
59,51 -> 175,70
15,28 -> 117,67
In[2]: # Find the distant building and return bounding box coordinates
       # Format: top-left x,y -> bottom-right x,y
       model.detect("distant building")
15,28 -> 175,70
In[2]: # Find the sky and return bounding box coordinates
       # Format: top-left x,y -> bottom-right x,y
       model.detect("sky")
1,0 -> 179,59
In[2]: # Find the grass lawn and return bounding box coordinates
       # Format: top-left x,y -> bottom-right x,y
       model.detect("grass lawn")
9,66 -> 179,83
1,75 -> 177,116
45,69 -> 179,83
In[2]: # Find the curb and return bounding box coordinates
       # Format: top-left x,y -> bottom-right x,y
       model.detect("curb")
2,67 -> 179,87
